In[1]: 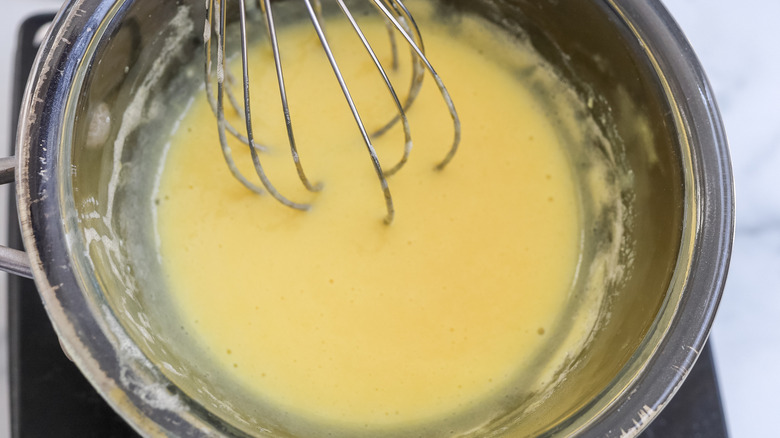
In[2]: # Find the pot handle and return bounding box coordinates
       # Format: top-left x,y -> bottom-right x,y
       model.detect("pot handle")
0,156 -> 33,279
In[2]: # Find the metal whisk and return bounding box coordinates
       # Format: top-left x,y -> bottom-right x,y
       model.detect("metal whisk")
204,0 -> 461,223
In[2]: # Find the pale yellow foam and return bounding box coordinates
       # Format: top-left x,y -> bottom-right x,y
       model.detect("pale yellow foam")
156,12 -> 581,429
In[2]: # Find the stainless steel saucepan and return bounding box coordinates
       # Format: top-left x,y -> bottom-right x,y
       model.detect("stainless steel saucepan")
0,0 -> 733,436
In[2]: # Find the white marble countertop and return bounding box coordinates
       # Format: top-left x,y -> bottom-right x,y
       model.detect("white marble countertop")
0,1 -> 775,437
661,1 -> 780,436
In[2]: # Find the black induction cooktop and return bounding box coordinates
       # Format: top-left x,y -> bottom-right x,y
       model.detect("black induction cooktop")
7,13 -> 729,438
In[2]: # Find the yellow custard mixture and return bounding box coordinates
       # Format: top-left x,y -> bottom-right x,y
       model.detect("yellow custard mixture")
156,10 -> 583,432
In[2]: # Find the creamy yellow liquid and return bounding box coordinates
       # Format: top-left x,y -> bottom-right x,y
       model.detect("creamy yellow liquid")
157,12 -> 581,431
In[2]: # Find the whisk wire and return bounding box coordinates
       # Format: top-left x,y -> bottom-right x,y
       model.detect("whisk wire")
225,70 -> 248,120
336,0 -> 412,176
303,0 -> 395,223
208,2 -> 276,154
260,0 -> 323,193
207,0 -> 265,194
238,0 -> 311,210
369,0 -> 425,138
372,0 -> 461,170
384,18 -> 400,71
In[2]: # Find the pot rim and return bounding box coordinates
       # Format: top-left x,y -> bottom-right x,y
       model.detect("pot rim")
15,0 -> 734,437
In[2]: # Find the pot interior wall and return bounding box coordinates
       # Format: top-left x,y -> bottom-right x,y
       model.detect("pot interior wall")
476,1 -> 684,432
65,0 -> 682,436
